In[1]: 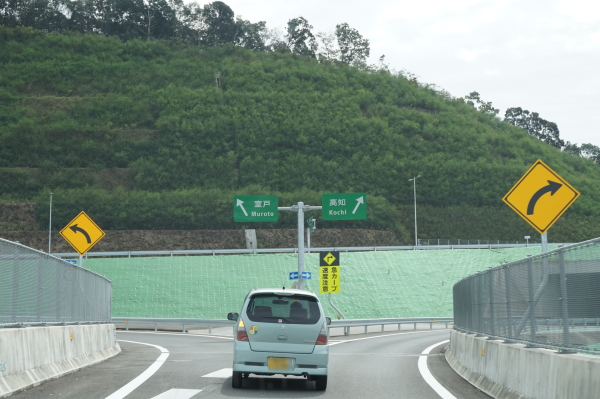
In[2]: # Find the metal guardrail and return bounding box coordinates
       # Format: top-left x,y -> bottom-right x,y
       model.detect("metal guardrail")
49,243 -> 571,259
111,317 -> 454,335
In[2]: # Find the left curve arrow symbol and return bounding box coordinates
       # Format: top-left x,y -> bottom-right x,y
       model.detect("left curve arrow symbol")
69,224 -> 91,243
527,180 -> 562,215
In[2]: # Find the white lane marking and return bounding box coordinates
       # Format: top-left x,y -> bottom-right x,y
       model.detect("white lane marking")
202,368 -> 233,378
418,340 -> 456,399
105,340 -> 170,399
150,389 -> 202,399
118,331 -> 233,340
329,328 -> 444,346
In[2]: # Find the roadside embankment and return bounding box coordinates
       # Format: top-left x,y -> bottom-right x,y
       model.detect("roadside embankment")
0,324 -> 120,398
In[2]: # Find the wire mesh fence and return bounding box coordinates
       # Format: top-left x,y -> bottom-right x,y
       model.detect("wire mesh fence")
0,238 -> 112,325
419,239 -> 540,246
453,237 -> 600,354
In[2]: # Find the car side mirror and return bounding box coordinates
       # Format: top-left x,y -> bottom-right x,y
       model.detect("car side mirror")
227,312 -> 239,321
325,317 -> 331,325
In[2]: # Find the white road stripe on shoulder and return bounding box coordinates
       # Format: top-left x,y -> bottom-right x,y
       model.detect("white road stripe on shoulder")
118,331 -> 233,340
105,340 -> 170,399
328,328 -> 444,346
418,340 -> 456,399
202,368 -> 233,378
150,389 -> 202,399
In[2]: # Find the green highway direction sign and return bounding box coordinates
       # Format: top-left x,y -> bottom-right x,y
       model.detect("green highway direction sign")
234,195 -> 278,222
322,193 -> 367,220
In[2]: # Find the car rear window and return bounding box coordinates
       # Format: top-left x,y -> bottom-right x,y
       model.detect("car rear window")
246,294 -> 321,325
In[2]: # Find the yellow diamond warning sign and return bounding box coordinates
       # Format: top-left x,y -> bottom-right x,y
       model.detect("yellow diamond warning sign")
59,211 -> 105,255
502,159 -> 580,234
320,251 -> 339,266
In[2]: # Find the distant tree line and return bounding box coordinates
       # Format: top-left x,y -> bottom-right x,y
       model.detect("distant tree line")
461,91 -> 599,164
0,0 -> 370,65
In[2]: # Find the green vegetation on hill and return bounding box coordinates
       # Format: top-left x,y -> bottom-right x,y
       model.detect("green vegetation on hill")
1,27 -> 599,243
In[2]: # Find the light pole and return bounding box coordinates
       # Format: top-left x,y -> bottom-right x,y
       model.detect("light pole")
408,175 -> 421,247
48,193 -> 53,254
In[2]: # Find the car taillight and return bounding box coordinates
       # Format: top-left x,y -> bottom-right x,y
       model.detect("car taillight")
236,319 -> 248,341
316,323 -> 328,345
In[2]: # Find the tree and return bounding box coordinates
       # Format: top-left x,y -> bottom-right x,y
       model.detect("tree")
285,16 -> 317,57
581,143 -> 600,164
335,23 -> 369,65
316,31 -> 339,62
199,1 -> 236,46
463,92 -> 499,116
504,107 -> 564,149
234,18 -> 266,51
563,141 -> 581,157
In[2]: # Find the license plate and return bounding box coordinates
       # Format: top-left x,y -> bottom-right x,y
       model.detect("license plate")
267,357 -> 292,371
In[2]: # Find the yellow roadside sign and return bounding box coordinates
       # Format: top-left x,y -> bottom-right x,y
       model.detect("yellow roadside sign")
59,211 -> 105,255
502,159 -> 580,234
320,265 -> 341,293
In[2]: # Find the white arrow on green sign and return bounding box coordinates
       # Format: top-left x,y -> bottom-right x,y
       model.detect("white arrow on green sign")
233,195 -> 278,222
321,193 -> 367,220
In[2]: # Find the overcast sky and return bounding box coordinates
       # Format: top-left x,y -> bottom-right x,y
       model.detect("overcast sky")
219,0 -> 599,147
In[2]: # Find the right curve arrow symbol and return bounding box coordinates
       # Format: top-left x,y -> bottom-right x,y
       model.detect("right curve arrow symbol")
527,180 -> 562,215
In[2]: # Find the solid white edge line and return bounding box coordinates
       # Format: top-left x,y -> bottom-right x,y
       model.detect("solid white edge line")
328,328 -> 443,346
105,340 -> 170,399
418,340 -> 456,399
118,331 -> 233,340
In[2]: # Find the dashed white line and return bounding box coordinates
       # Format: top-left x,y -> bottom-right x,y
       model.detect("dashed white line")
150,388 -> 202,399
202,368 -> 233,378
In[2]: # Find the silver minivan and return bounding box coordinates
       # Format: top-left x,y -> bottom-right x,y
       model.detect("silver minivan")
227,288 -> 330,390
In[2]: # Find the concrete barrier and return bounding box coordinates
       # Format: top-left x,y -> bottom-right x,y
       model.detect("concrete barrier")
0,324 -> 120,398
446,330 -> 600,399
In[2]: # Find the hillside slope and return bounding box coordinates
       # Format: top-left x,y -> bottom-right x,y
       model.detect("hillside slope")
1,28 -> 599,242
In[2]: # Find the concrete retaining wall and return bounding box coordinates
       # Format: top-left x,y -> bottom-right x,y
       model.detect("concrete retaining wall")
446,330 -> 600,399
0,324 -> 120,398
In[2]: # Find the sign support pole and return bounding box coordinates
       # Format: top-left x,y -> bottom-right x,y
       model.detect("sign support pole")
297,202 -> 305,289
279,202 -> 322,290
541,232 -> 548,253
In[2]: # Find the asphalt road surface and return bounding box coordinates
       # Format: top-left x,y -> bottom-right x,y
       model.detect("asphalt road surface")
12,328 -> 490,398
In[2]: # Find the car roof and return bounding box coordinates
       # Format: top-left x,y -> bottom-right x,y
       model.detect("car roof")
248,288 -> 318,298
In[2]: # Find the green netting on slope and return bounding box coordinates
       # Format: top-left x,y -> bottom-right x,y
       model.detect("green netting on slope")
83,247 -> 556,319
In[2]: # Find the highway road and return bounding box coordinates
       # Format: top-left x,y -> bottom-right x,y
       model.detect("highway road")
12,328 -> 490,399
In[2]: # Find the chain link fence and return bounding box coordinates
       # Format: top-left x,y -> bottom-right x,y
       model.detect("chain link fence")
0,238 -> 112,326
453,237 -> 600,354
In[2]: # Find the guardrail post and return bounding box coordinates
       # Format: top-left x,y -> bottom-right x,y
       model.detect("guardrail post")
381,324 -> 384,332
429,322 -> 432,330
209,325 -> 212,334
154,323 -> 157,332
398,323 -> 401,331
364,326 -> 368,334
126,322 -> 129,331
414,323 -> 416,330
183,324 -> 186,333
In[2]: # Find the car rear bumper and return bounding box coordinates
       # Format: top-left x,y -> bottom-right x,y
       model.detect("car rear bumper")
233,341 -> 328,376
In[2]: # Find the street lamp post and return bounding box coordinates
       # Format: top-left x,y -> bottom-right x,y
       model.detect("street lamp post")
408,175 -> 421,247
48,192 -> 53,254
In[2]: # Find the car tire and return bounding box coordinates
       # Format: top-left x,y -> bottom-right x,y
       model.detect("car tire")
315,375 -> 327,391
232,371 -> 242,388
